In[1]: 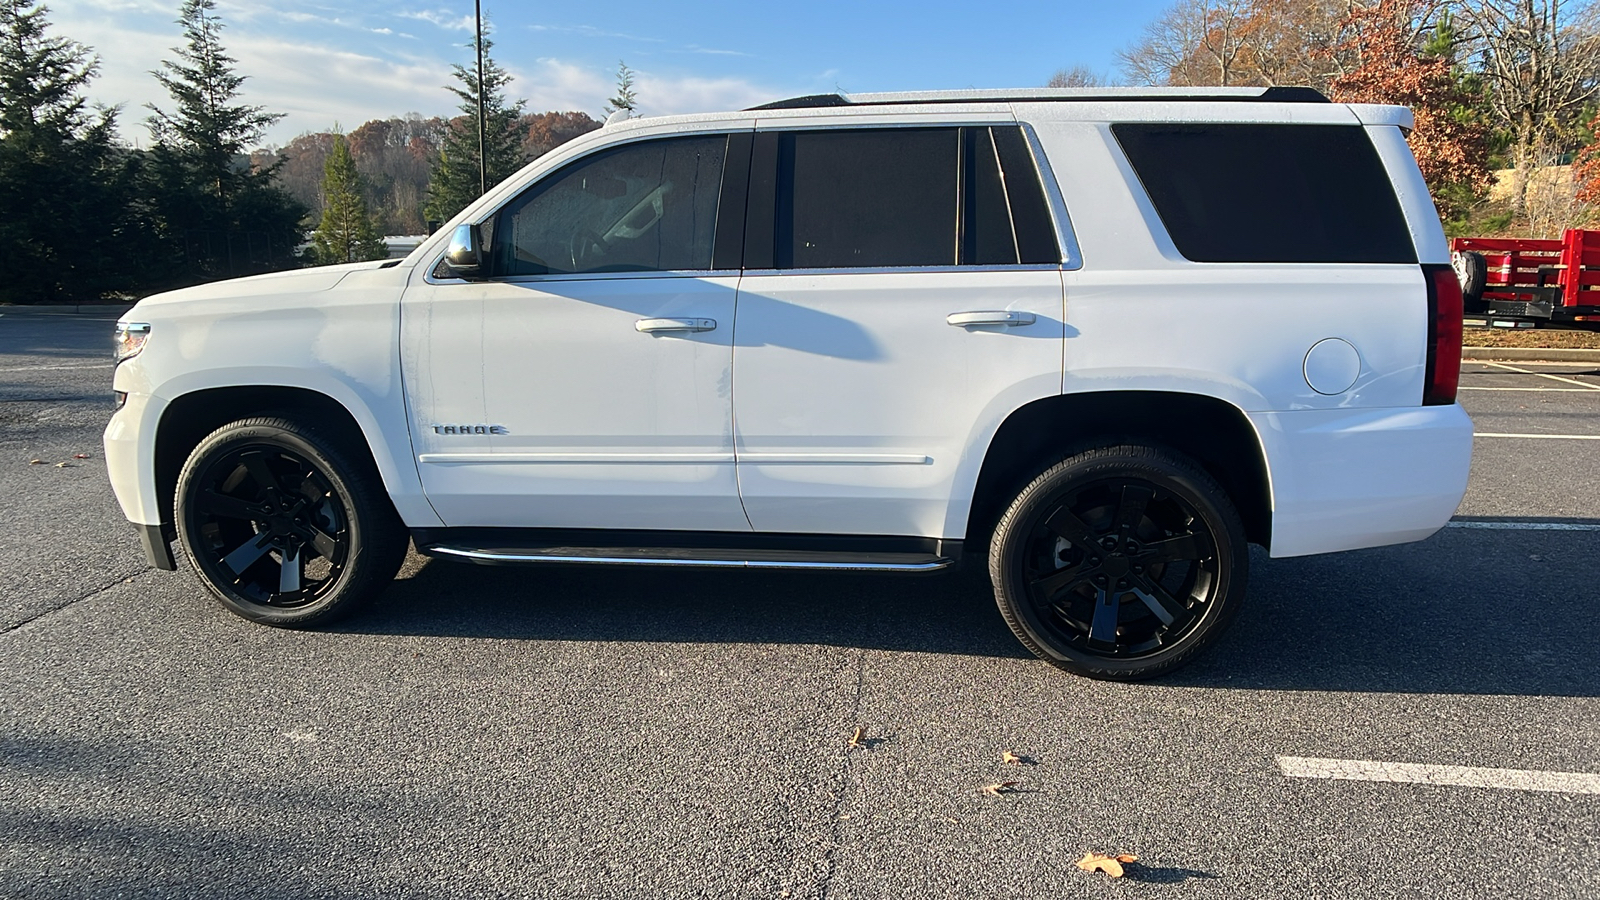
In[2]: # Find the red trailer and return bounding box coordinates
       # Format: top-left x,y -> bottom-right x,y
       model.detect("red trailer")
1452,229 -> 1600,327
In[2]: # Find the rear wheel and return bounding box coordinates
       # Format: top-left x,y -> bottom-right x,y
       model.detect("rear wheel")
988,445 -> 1247,680
175,416 -> 407,627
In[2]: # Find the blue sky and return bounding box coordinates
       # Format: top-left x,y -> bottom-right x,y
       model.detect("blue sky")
54,0 -> 1173,147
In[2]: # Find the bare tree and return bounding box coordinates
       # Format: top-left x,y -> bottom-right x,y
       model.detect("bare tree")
1458,0 -> 1600,211
1047,65 -> 1105,87
1119,0 -> 1255,85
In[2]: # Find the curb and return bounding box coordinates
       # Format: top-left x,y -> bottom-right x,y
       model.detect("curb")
0,304 -> 136,317
1462,346 -> 1600,363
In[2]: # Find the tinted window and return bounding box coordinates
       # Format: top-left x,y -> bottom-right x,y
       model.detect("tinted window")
1112,123 -> 1416,264
963,126 -> 1061,266
491,135 -> 727,275
776,129 -> 958,268
966,127 -> 1017,265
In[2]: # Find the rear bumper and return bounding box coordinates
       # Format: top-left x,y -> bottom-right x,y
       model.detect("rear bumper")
1251,404 -> 1473,558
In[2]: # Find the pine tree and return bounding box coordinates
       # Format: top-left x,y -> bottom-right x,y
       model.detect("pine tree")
0,0 -> 130,302
310,133 -> 386,265
425,33 -> 525,223
604,61 -> 637,116
144,0 -> 305,282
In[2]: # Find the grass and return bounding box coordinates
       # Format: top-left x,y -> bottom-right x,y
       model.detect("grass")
1462,325 -> 1600,348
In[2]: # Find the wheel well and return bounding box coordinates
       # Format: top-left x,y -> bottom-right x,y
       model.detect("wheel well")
153,386 -> 373,528
966,392 -> 1272,552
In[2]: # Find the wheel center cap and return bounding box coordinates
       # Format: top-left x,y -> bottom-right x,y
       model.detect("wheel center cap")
1101,556 -> 1131,578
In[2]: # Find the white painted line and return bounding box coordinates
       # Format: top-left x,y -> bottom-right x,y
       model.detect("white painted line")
1482,360 -> 1600,390
0,362 -> 112,372
1446,520 -> 1600,531
1475,432 -> 1600,440
1458,386 -> 1597,392
1278,756 -> 1600,794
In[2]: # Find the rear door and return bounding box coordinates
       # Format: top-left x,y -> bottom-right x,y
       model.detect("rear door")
731,124 -> 1065,538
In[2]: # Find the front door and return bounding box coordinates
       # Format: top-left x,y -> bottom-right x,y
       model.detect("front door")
401,131 -> 754,531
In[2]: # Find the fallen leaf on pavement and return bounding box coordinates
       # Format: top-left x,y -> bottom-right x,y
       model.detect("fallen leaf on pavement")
28,459 -> 44,465
1002,750 -> 1037,765
54,461 -> 73,468
848,726 -> 867,749
980,781 -> 1019,797
73,453 -> 91,459
1076,852 -> 1138,878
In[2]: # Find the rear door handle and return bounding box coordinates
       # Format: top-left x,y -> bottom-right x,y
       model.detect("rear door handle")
946,310 -> 1037,327
636,317 -> 717,334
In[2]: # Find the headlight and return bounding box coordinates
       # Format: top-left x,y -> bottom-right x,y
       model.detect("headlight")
114,322 -> 150,363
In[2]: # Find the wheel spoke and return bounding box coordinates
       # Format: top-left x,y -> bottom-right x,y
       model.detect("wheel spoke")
1043,506 -> 1098,547
1087,587 -> 1120,649
197,490 -> 265,522
278,545 -> 301,593
1131,576 -> 1193,629
1111,484 -> 1153,535
1136,533 -> 1202,564
220,532 -> 274,576
239,451 -> 286,500
1032,564 -> 1093,597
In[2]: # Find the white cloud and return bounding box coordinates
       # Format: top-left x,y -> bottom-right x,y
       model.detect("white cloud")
398,9 -> 474,32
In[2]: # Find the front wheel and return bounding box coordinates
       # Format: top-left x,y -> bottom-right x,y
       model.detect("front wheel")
988,445 -> 1248,680
175,416 -> 407,627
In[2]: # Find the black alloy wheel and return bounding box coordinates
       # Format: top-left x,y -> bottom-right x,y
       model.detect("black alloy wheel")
989,445 -> 1248,680
176,417 -> 407,627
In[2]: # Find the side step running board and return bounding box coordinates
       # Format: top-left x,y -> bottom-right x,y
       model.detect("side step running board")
419,543 -> 954,572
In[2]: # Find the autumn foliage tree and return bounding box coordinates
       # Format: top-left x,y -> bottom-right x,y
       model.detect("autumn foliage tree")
1328,0 -> 1493,219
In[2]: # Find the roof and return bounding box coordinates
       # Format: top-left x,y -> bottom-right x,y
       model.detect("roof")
748,86 -> 1329,111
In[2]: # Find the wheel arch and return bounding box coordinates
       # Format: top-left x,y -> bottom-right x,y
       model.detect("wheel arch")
153,384 -> 415,532
962,390 -> 1272,552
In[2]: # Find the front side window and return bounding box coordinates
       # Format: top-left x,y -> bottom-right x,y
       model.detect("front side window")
490,135 -> 728,276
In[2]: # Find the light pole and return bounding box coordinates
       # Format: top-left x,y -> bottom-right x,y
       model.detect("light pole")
474,0 -> 487,198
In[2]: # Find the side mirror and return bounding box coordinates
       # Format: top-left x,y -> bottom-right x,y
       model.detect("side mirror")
444,224 -> 486,279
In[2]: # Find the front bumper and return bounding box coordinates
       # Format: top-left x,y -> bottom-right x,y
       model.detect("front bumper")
1252,404 -> 1474,558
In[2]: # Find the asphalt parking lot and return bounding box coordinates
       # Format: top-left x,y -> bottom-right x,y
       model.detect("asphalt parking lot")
2,307 -> 1597,899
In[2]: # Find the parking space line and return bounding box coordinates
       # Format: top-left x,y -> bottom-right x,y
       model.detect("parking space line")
1278,756 -> 1600,794
1475,432 -> 1600,440
1446,520 -> 1600,531
1481,361 -> 1600,390
1458,386 -> 1597,392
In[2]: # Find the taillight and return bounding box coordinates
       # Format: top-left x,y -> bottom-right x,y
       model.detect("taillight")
1422,264 -> 1462,405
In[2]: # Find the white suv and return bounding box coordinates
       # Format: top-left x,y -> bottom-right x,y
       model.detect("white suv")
105,87 -> 1473,679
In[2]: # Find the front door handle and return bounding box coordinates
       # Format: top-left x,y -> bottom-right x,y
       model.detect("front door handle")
946,310 -> 1037,327
636,317 -> 717,334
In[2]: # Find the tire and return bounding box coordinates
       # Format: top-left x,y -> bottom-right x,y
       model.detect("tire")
988,445 -> 1248,680
174,416 -> 407,627
1454,249 -> 1487,304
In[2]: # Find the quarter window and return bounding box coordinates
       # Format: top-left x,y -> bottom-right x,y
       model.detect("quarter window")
1112,123 -> 1416,264
490,135 -> 729,276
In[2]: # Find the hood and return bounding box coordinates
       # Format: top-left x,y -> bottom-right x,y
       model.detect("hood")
132,259 -> 399,312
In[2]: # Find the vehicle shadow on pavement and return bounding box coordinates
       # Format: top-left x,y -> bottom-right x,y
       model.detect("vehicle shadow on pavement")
343,526 -> 1600,696
348,555 -> 1034,660
1175,528 -> 1600,697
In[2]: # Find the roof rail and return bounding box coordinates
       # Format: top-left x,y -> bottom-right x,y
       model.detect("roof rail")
748,86 -> 1328,111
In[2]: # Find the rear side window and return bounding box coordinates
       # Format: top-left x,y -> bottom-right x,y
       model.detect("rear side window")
1112,123 -> 1416,264
777,129 -> 958,268
747,126 -> 1061,270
